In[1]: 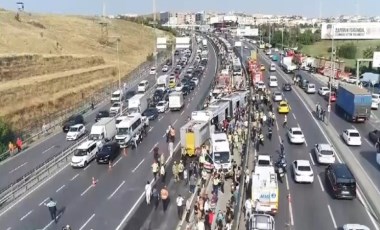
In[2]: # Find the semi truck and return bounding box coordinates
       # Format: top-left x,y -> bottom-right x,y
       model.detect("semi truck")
89,117 -> 117,142
180,120 -> 210,157
335,84 -> 372,122
169,91 -> 184,111
128,94 -> 148,114
156,74 -> 170,91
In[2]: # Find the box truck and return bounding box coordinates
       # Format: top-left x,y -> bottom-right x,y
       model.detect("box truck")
89,117 -> 117,142
169,91 -> 184,111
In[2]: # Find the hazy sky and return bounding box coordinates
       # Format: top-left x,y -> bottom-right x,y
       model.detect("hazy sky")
0,0 -> 377,17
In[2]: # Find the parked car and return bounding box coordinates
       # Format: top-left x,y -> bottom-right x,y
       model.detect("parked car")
318,86 -> 330,96
62,114 -> 84,133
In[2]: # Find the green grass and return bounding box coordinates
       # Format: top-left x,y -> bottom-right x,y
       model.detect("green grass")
301,40 -> 380,68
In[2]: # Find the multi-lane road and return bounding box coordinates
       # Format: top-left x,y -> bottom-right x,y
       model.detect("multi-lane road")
0,39 -> 218,230
238,41 -> 379,230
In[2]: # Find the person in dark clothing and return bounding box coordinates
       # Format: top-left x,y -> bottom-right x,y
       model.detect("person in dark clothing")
44,197 -> 57,222
152,186 -> 160,209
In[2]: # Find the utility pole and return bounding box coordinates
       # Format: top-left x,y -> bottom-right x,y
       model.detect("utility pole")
327,24 -> 335,125
153,0 -> 158,80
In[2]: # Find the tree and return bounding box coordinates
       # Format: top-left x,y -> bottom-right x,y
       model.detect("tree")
0,119 -> 14,154
337,43 -> 357,59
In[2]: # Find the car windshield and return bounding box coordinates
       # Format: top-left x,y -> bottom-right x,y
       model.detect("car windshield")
349,132 -> 360,137
98,111 -> 107,116
293,130 -> 303,135
309,85 -> 315,88
298,166 -> 311,172
117,127 -> 130,135
112,103 -> 120,107
213,151 -> 230,164
157,102 -> 164,106
275,93 -> 281,96
280,104 -> 287,107
100,145 -> 112,155
69,127 -> 79,132
74,149 -> 87,156
138,83 -> 144,87
320,150 -> 334,155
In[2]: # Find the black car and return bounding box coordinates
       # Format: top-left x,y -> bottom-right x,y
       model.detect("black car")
283,83 -> 292,91
181,78 -> 189,85
174,50 -> 179,55
96,142 -> 120,164
95,110 -> 110,122
62,114 -> 84,132
182,85 -> 190,96
299,79 -> 309,89
369,129 -> 380,143
143,107 -> 159,120
188,81 -> 196,90
166,59 -> 172,66
325,163 -> 356,199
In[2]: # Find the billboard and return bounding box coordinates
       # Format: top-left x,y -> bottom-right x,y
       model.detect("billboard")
237,27 -> 259,37
321,23 -> 380,40
175,37 -> 191,49
156,37 -> 167,49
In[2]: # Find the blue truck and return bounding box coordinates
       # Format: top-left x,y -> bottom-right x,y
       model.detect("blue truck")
335,84 -> 372,122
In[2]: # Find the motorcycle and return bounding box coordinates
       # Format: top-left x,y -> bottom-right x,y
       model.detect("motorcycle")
275,157 -> 287,169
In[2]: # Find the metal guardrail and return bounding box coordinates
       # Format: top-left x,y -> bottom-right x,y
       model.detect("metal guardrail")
0,54 -> 170,208
0,53 -> 169,164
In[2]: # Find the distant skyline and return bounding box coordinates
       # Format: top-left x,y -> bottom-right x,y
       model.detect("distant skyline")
1,0 -> 378,17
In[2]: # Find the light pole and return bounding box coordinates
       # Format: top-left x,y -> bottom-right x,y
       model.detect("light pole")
116,38 -> 122,116
327,24 -> 335,125
153,0 -> 158,80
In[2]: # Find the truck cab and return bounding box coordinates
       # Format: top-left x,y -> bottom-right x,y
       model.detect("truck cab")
210,132 -> 232,175
111,89 -> 124,103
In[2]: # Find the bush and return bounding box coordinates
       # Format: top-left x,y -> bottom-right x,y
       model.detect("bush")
337,43 -> 357,59
0,119 -> 15,153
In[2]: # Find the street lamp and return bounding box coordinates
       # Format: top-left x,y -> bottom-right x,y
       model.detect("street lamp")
327,24 -> 335,125
109,36 -> 122,115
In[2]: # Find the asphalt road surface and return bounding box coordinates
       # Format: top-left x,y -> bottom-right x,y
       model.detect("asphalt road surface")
0,41 -> 218,230
0,56 -> 168,191
238,42 -> 378,230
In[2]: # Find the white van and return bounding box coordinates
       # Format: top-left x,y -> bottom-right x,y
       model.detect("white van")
71,140 -> 99,168
269,76 -> 278,87
115,113 -> 145,148
210,133 -> 232,176
137,80 -> 149,93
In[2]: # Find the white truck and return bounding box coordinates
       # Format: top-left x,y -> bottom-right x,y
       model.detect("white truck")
111,89 -> 124,103
156,74 -> 170,91
280,56 -> 297,73
128,94 -> 148,114
89,117 -> 117,142
201,50 -> 208,61
202,38 -> 208,48
115,113 -> 149,148
210,132 -> 233,176
180,120 -> 210,157
169,91 -> 184,111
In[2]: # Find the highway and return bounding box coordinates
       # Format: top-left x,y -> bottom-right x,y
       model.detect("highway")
0,40 -> 218,230
239,41 -> 379,230
0,56 -> 166,191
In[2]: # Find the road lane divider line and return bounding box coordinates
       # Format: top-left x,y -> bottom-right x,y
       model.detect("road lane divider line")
327,205 -> 337,229
70,173 -> 79,181
285,174 -> 290,191
173,119 -> 178,125
83,164 -> 92,171
364,138 -> 373,146
6,227 -> 11,230
42,213 -> 63,230
308,152 -> 315,166
180,111 -> 184,115
186,104 -> 189,108
148,127 -> 153,132
132,159 -> 145,173
287,194 -> 294,226
107,180 -> 125,200
304,139 -> 308,147
80,185 -> 93,197
317,175 -> 325,192
158,116 -> 163,121
9,162 -> 28,174
292,113 -> 296,120
79,213 -> 95,230
150,142 -> 159,152
39,197 -> 49,206
55,184 -> 66,193
112,157 -> 123,167
19,210 -> 33,221
42,145 -> 55,154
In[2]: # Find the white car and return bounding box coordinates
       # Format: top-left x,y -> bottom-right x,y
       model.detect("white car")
373,93 -> 380,104
149,67 -> 156,75
71,140 -> 99,168
371,99 -> 379,110
274,48 -> 279,52
110,102 -> 122,114
66,124 -> 86,141
287,127 -> 305,144
318,86 -> 330,96
244,45 -> 248,49
342,129 -> 362,146
305,83 -> 316,94
269,76 -> 278,87
256,81 -> 266,90
156,100 -> 168,113
162,65 -> 169,72
346,77 -> 359,84
191,77 -> 199,86
270,64 -> 276,72
175,84 -> 183,92
273,92 -> 283,102
293,160 -> 314,183
343,224 -> 370,230
314,143 -> 336,164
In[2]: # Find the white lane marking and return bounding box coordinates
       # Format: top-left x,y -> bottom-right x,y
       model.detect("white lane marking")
158,116 -> 163,121
304,139 -> 308,147
132,159 -> 145,173
288,194 -> 295,226
180,110 -> 184,115
148,127 -> 153,132
19,210 -> 33,221
80,185 -> 93,197
79,213 -> 96,230
186,104 -> 189,108
162,132 -> 167,138
83,164 -> 92,171
285,174 -> 290,191
113,157 -> 123,167
277,135 -> 281,142
275,119 -> 279,131
42,213 -> 63,230
351,125 -> 356,130
70,173 -> 79,181
327,205 -> 337,229
0,162 -> 69,217
150,142 -> 159,152
6,227 -> 11,230
364,138 -> 373,146
292,113 -> 296,120
39,197 -> 49,206
56,184 -> 66,193
42,145 -> 55,154
309,152 -> 315,166
9,162 -> 28,174
357,191 -> 380,230
107,180 -> 126,200
173,119 -> 178,125
317,175 -> 325,192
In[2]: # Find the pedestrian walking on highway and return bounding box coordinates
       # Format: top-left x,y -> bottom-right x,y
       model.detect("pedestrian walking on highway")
176,194 -> 185,219
62,225 -> 72,230
152,186 -> 159,209
280,140 -> 285,155
244,198 -> 252,220
283,115 -> 287,128
152,161 -> 159,180
145,181 -> 152,205
189,173 -> 197,193
160,164 -> 166,183
173,161 -> 179,182
160,186 -> 169,212
44,197 -> 57,223
185,198 -> 191,223
178,160 -> 185,180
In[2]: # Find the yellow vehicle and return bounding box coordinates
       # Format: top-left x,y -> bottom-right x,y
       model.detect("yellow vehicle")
169,76 -> 176,88
260,64 -> 265,71
180,120 -> 210,157
278,100 -> 291,114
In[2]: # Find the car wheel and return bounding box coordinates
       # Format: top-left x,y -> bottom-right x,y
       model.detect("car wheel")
84,161 -> 88,167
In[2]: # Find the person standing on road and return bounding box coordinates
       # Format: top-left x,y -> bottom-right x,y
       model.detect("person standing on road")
178,160 -> 184,180
145,181 -> 152,205
44,197 -> 57,223
283,115 -> 287,128
244,198 -> 252,220
152,185 -> 160,209
152,161 -> 159,180
189,173 -> 197,193
160,186 -> 169,212
176,194 -> 184,219
173,161 -> 179,182
280,140 -> 285,155
160,164 -> 166,182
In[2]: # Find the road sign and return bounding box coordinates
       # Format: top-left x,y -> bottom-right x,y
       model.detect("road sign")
373,52 -> 380,68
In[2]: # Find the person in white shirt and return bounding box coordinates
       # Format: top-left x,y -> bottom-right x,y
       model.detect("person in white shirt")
176,194 -> 185,219
244,198 -> 252,220
145,181 -> 151,205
